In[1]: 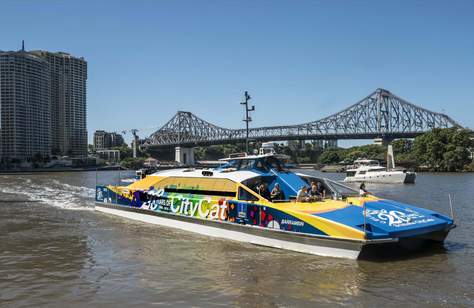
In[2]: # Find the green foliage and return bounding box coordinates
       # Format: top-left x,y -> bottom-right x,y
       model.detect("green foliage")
389,139 -> 417,167
113,145 -> 148,160
299,143 -> 323,163
195,144 -> 247,160
465,160 -> 474,172
392,139 -> 413,154
318,149 -> 344,164
121,157 -> 146,170
192,128 -> 473,172
414,128 -> 472,171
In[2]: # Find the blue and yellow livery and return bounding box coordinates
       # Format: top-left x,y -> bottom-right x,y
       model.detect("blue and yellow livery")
95,154 -> 455,259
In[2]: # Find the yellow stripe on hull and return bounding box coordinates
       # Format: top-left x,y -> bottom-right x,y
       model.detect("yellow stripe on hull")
268,201 -> 366,240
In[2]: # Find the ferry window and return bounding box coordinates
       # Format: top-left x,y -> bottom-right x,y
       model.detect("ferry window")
238,187 -> 259,202
266,157 -> 285,171
255,160 -> 269,172
222,160 -> 240,169
326,180 -> 359,198
369,168 -> 385,172
358,171 -> 366,175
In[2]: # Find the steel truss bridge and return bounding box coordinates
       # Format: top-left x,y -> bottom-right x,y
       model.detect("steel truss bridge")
143,88 -> 460,149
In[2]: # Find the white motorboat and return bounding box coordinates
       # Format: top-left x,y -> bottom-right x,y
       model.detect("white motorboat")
344,146 -> 416,184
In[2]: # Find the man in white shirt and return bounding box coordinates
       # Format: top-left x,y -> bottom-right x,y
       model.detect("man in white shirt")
296,186 -> 310,202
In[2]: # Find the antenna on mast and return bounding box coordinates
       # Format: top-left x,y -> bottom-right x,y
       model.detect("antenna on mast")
21,40 -> 25,52
240,91 -> 255,154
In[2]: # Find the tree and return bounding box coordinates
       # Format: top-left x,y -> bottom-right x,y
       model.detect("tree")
121,157 -> 146,170
112,145 -> 143,160
392,139 -> 413,154
413,128 -> 471,171
318,149 -> 343,164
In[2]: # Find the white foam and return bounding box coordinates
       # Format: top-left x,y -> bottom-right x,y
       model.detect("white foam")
0,179 -> 94,211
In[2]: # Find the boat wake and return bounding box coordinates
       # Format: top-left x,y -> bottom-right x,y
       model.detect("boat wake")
0,177 -> 95,211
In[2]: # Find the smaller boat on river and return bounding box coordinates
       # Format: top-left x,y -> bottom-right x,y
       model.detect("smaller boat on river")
344,146 -> 416,184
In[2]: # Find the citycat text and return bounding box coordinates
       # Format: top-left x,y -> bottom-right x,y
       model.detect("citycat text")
141,191 -> 228,220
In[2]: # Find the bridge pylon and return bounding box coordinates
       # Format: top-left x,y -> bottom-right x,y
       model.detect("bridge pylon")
175,146 -> 195,166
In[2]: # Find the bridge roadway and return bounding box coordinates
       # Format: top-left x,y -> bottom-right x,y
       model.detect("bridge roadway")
143,88 -> 461,149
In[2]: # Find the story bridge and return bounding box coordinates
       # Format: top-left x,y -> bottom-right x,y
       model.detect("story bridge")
143,88 -> 460,153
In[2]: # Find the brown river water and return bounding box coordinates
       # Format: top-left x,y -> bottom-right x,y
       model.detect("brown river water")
0,170 -> 473,307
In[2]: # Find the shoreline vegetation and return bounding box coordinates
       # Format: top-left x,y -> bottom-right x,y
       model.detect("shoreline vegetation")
194,128 -> 474,173
1,128 -> 472,173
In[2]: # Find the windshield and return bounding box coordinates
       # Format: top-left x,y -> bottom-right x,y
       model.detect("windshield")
221,159 -> 241,169
325,179 -> 359,198
220,156 -> 288,172
265,156 -> 287,172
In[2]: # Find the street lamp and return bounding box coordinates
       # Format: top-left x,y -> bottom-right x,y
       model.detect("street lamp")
240,91 -> 255,154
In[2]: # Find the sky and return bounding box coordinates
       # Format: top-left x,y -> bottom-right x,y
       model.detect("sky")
1,0 -> 473,147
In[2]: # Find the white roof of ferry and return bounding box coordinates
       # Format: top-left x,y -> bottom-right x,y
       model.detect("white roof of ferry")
150,168 -> 260,183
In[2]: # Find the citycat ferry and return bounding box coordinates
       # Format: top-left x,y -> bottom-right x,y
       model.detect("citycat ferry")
95,153 -> 455,259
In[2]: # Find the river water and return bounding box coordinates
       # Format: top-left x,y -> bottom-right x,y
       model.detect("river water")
0,170 -> 473,307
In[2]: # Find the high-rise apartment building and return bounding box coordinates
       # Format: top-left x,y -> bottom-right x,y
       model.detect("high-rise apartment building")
0,44 -> 87,163
0,50 -> 51,161
31,50 -> 87,156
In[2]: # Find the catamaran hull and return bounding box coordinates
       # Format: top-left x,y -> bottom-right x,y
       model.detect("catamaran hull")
95,202 -> 454,259
95,202 -> 372,259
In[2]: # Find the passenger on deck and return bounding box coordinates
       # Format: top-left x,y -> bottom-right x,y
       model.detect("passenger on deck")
359,183 -> 370,197
317,182 -> 326,199
309,182 -> 322,201
270,183 -> 285,201
296,186 -> 310,202
257,183 -> 272,200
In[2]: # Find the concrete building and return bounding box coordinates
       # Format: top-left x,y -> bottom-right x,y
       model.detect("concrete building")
31,50 -> 87,156
93,130 -> 125,150
0,44 -> 87,163
93,130 -> 110,150
0,49 -> 51,161
110,132 -> 125,148
96,149 -> 121,164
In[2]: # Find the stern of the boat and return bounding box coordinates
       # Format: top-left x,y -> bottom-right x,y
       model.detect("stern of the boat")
403,171 -> 417,183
